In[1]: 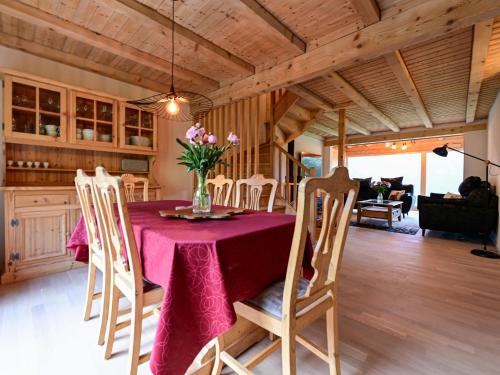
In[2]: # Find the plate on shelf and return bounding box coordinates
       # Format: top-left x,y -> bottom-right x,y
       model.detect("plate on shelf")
159,208 -> 246,220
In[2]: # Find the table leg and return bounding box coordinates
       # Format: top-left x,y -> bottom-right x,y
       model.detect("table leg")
388,205 -> 393,228
398,203 -> 402,222
357,203 -> 361,223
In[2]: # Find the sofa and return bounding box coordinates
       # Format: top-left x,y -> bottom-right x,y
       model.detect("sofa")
418,176 -> 498,238
354,176 -> 414,216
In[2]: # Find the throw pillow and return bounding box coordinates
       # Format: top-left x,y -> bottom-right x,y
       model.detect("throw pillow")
467,188 -> 490,208
388,190 -> 406,200
354,177 -> 372,189
381,176 -> 404,191
443,192 -> 462,199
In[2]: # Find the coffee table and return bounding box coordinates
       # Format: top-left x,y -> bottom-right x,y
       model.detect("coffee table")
356,199 -> 403,228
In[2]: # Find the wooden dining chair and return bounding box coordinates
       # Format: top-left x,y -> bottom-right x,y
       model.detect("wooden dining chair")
235,174 -> 278,212
75,169 -> 111,346
121,173 -> 149,202
93,167 -> 163,375
212,167 -> 359,375
206,174 -> 234,206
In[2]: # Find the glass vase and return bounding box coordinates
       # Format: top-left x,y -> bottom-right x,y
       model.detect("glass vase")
377,192 -> 384,203
193,171 -> 211,214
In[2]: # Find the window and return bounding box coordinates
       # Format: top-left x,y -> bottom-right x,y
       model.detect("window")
426,151 -> 463,194
347,153 -> 422,196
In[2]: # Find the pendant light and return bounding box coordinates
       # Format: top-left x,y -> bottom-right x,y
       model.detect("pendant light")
127,0 -> 213,122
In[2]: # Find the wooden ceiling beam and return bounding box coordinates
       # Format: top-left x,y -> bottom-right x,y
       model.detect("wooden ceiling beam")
107,0 -> 254,75
324,121 -> 487,146
0,32 -> 166,93
287,85 -> 336,111
322,111 -> 370,136
0,0 -> 218,91
350,0 -> 380,26
385,50 -> 433,128
209,0 -> 500,105
239,0 -> 306,53
274,91 -> 299,125
323,71 -> 400,132
466,20 -> 494,123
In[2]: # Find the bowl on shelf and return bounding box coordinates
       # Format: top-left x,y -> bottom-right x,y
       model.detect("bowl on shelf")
17,161 -> 24,167
98,133 -> 112,142
130,135 -> 151,147
43,162 -> 50,168
44,124 -> 59,137
82,129 -> 94,141
7,160 -> 13,167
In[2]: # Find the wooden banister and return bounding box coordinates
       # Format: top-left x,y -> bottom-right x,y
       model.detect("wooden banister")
272,141 -> 316,210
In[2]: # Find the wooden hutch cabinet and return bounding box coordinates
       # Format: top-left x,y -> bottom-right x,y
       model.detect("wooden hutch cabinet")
3,76 -> 67,143
119,103 -> 158,152
1,72 -> 161,283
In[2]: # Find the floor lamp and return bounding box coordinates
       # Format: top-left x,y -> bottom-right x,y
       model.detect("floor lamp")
433,144 -> 500,259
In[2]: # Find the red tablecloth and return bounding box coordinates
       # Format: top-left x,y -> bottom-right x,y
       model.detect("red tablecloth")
67,200 -> 308,375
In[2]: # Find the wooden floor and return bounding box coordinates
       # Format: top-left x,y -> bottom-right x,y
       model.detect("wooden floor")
1,226 -> 500,375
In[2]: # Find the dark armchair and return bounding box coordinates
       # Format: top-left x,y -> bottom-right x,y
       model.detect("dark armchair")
418,188 -> 498,238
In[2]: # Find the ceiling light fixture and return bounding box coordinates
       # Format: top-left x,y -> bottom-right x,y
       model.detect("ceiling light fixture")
127,0 -> 213,122
391,142 -> 397,150
401,142 -> 408,151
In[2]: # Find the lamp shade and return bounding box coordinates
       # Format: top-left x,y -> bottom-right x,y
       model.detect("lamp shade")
433,145 -> 448,157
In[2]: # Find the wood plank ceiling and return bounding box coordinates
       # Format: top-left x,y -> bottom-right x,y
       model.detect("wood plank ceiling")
0,0 -> 499,143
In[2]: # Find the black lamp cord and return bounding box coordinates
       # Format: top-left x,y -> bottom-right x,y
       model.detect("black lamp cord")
170,0 -> 175,94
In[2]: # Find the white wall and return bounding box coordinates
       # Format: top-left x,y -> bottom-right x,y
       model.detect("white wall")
487,90 -> 500,249
464,129 -> 488,179
294,134 -> 323,156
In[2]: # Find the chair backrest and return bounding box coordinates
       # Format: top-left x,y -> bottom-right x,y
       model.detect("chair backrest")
121,173 -> 149,202
235,174 -> 278,212
206,175 -> 234,206
74,169 -> 103,258
93,167 -> 143,294
282,167 -> 359,316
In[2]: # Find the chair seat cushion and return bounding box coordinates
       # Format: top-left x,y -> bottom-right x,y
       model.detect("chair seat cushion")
246,278 -> 309,318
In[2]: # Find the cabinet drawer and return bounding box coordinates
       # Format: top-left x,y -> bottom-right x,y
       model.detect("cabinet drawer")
15,194 -> 71,208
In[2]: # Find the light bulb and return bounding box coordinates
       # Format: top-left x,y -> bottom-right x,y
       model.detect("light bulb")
385,142 -> 390,148
166,98 -> 180,115
401,143 -> 408,150
391,143 -> 397,150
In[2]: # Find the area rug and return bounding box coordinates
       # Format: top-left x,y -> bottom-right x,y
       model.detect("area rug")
350,217 -> 420,235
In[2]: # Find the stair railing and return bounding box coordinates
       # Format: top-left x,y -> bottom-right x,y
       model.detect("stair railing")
273,141 -> 316,210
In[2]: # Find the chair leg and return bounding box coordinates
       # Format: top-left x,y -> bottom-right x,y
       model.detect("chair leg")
97,263 -> 111,346
127,296 -> 144,375
104,285 -> 120,359
211,336 -> 225,375
281,321 -> 297,375
326,300 -> 341,375
83,262 -> 97,321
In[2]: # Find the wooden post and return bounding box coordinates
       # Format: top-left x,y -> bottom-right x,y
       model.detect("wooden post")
337,109 -> 346,167
420,151 -> 427,196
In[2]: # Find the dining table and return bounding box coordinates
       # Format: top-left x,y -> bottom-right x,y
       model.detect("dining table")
67,199 -> 311,375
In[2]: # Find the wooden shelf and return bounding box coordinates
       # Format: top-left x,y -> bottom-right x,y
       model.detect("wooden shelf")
12,105 -> 36,112
6,166 -> 149,174
75,116 -> 94,122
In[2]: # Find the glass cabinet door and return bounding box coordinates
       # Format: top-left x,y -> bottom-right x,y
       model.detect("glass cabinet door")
72,92 -> 116,147
5,77 -> 66,142
120,103 -> 157,151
